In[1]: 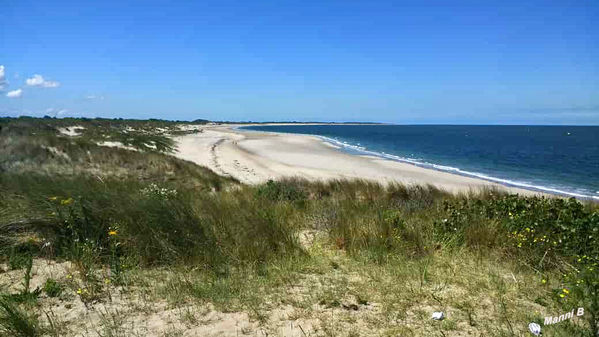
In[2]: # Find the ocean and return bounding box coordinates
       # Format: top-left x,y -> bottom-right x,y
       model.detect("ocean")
241,125 -> 599,200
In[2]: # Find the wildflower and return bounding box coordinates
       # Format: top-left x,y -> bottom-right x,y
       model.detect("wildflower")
104,279 -> 111,284
541,279 -> 546,284
559,294 -> 565,298
61,198 -> 74,205
108,230 -> 117,236
49,196 -> 58,201
563,288 -> 570,294
76,288 -> 82,294
66,274 -> 72,279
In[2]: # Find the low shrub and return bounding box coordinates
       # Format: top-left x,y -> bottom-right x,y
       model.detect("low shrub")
43,279 -> 63,298
256,180 -> 307,203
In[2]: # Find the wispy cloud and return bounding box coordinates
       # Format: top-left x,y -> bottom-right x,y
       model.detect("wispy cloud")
45,107 -> 69,116
26,74 -> 60,88
86,94 -> 105,100
0,65 -> 8,90
6,88 -> 23,98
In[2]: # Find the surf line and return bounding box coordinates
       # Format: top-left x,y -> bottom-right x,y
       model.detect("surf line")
544,307 -> 584,325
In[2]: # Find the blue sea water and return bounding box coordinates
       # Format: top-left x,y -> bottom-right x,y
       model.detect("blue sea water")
241,125 -> 599,200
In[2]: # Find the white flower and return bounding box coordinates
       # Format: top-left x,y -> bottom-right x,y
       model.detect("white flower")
140,183 -> 177,199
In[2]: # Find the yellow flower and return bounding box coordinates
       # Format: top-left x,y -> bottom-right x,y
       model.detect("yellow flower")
559,294 -> 565,298
76,288 -> 82,294
541,279 -> 546,284
563,288 -> 570,294
61,198 -> 74,205
49,196 -> 58,201
104,279 -> 111,284
66,274 -> 72,279
108,230 -> 117,236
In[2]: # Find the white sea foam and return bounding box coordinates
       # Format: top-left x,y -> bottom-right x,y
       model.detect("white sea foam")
317,136 -> 598,201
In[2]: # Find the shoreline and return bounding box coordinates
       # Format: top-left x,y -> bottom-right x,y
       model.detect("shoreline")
238,126 -> 598,200
173,124 -> 547,197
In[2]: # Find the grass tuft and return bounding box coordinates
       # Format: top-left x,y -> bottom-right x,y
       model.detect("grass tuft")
0,298 -> 41,337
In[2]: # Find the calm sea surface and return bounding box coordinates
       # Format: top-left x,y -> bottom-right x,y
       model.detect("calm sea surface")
241,125 -> 599,200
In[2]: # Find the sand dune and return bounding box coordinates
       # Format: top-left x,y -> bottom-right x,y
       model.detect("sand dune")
174,125 -> 538,195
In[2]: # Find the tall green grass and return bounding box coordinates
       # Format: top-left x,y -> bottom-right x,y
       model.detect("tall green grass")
0,298 -> 41,337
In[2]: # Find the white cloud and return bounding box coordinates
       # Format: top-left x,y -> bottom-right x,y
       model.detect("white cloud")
0,65 -> 7,90
86,95 -> 105,100
25,74 -> 44,86
43,81 -> 60,88
6,88 -> 23,98
45,108 -> 69,117
26,74 -> 60,88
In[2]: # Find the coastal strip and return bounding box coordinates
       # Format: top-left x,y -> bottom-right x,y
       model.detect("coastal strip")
173,124 -> 540,196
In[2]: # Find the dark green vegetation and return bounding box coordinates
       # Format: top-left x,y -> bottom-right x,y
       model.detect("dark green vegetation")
0,117 -> 597,336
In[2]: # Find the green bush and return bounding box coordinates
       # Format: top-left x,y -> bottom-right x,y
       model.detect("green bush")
43,279 -> 62,298
441,194 -> 599,335
256,180 -> 307,203
440,195 -> 598,266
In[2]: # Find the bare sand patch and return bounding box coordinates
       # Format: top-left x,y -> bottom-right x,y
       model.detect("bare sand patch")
58,126 -> 85,137
97,141 -> 137,151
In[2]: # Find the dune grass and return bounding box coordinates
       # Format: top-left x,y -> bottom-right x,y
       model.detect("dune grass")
0,117 -> 598,336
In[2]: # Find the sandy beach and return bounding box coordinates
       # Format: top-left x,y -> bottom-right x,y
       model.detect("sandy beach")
173,124 -> 539,195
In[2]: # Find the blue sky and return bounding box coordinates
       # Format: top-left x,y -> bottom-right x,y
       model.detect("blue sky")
1,0 -> 597,124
